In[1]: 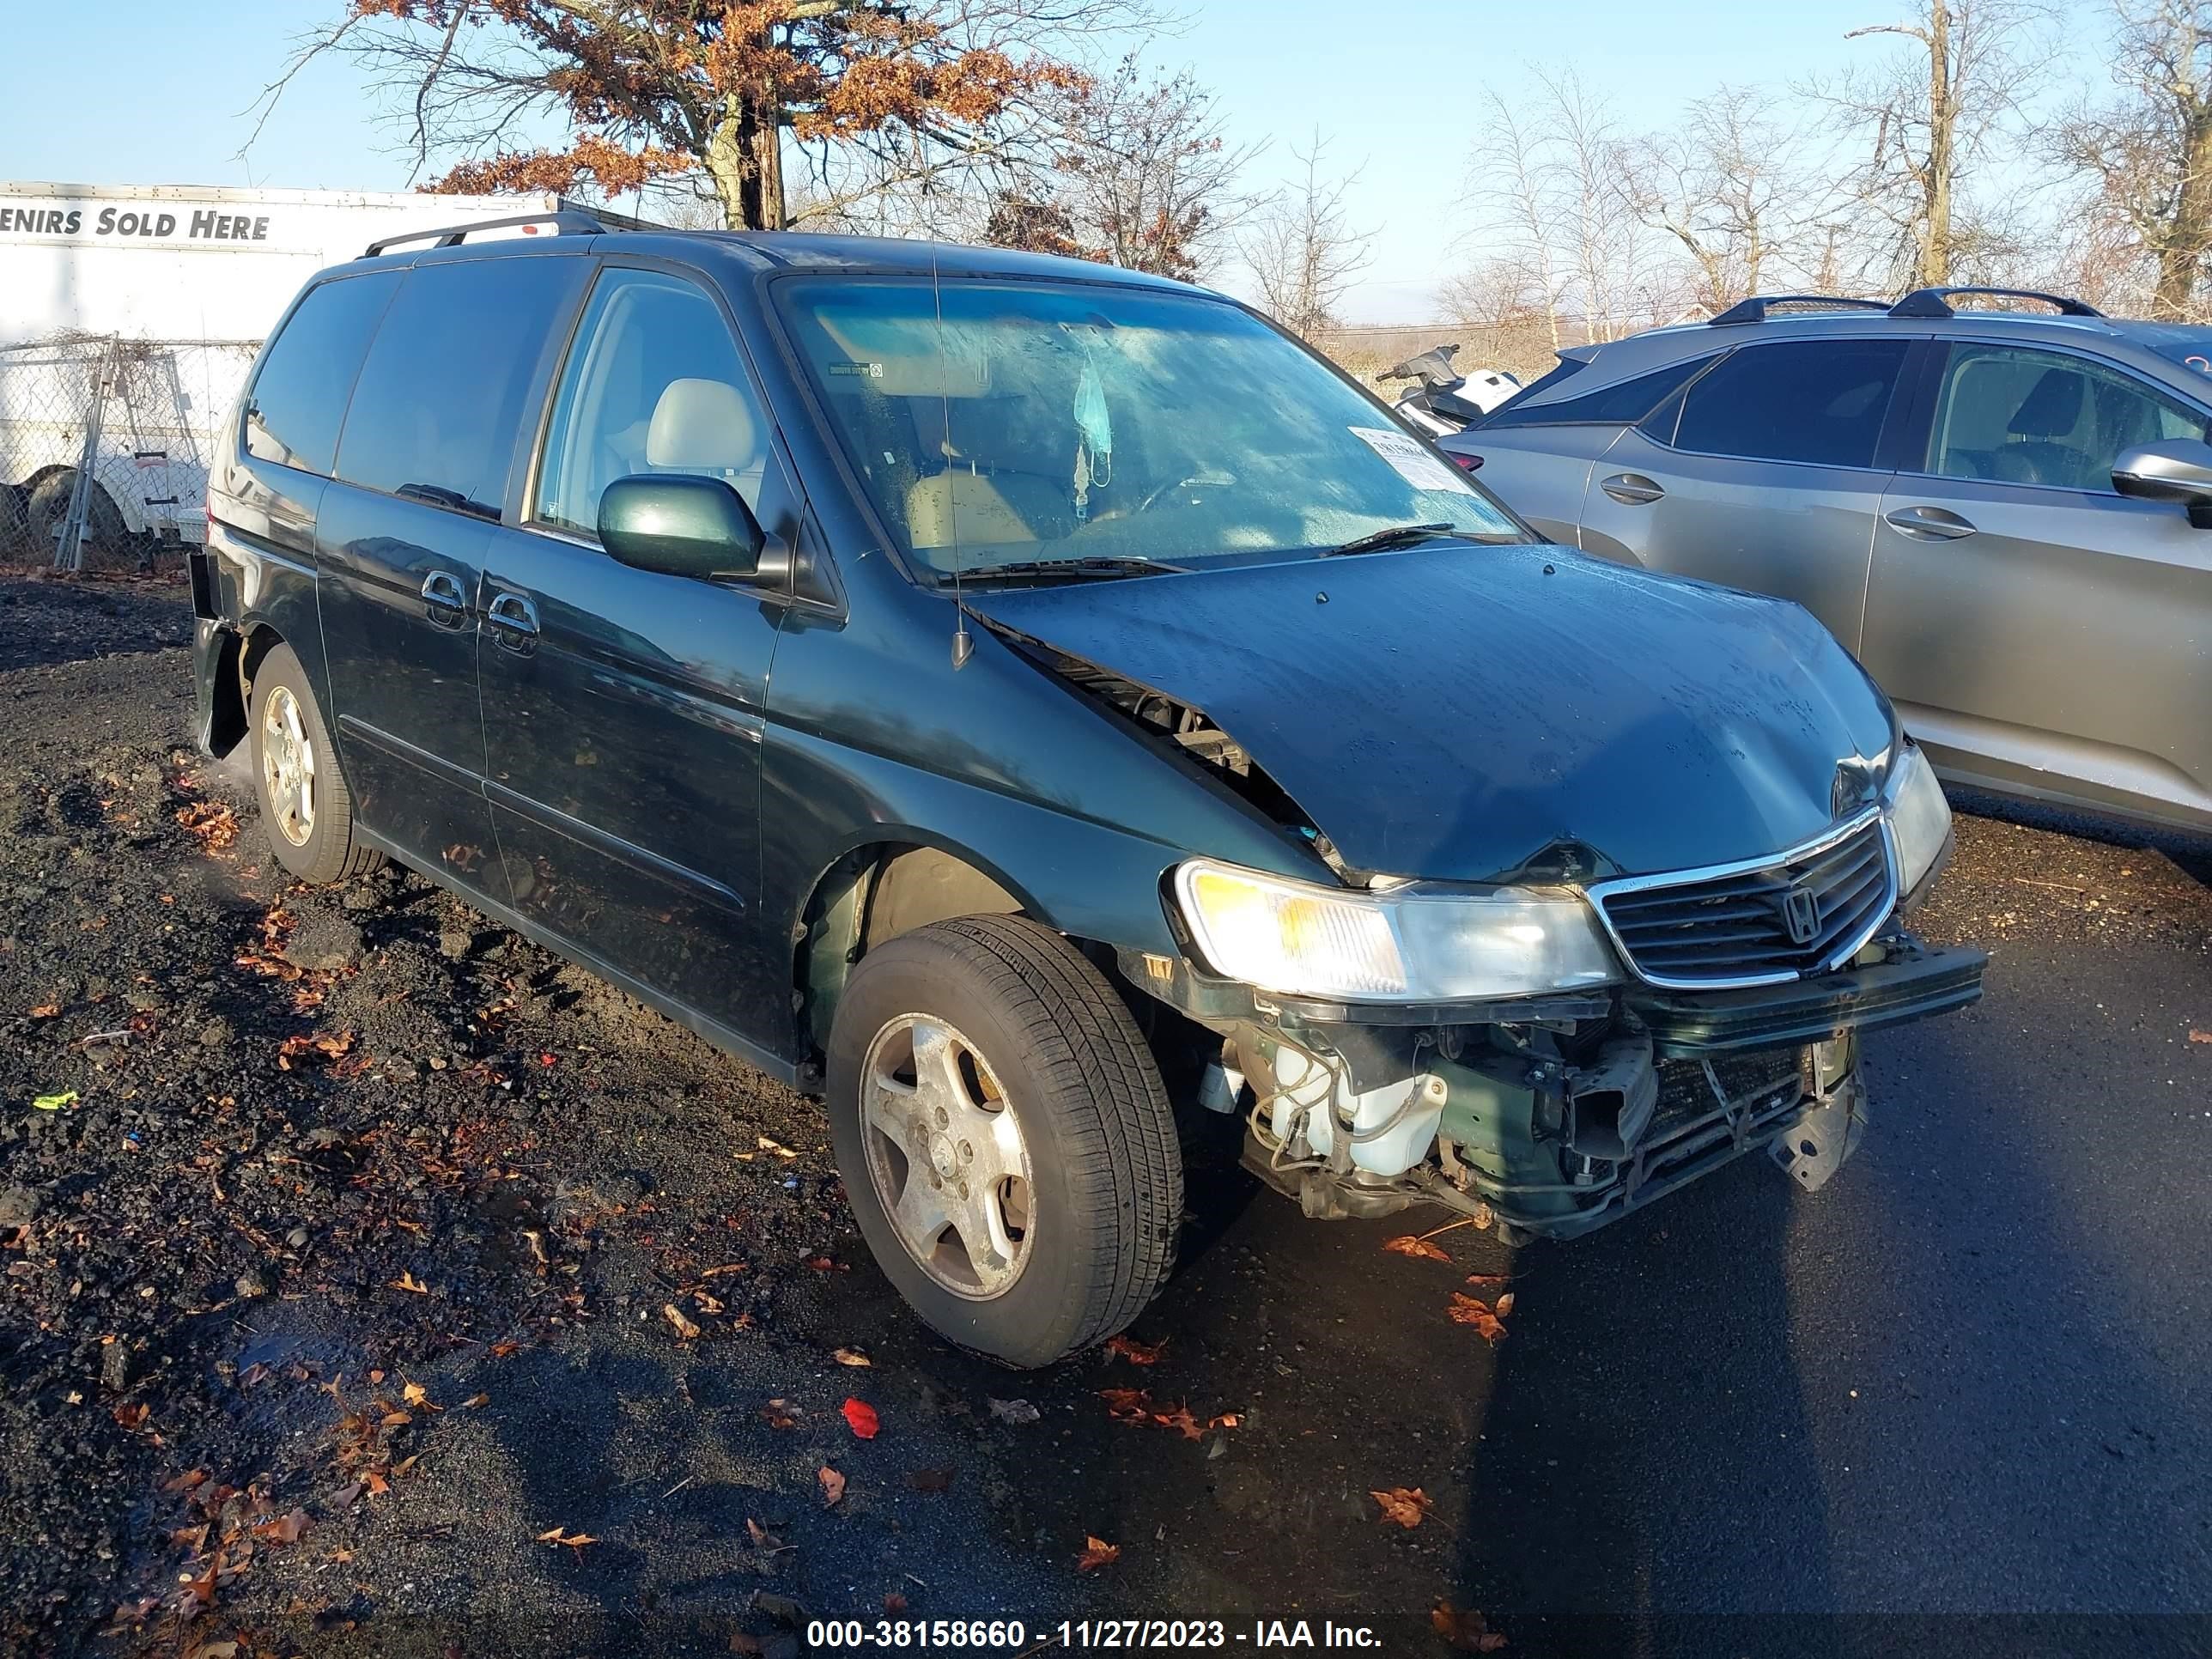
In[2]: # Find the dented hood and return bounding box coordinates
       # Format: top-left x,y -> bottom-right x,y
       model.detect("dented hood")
968,543 -> 1896,882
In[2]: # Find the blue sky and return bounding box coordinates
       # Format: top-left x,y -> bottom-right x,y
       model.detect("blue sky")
3,0 -> 2070,321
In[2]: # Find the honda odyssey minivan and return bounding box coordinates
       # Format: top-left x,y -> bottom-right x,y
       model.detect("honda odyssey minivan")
191,212 -> 1984,1365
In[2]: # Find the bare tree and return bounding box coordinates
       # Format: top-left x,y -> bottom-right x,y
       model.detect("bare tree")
1810,0 -> 2051,289
1533,68 -> 1644,342
2055,0 -> 2212,319
250,0 -> 1159,233
1241,132 -> 1376,340
1436,254 -> 1572,380
1624,87 -> 1803,315
989,58 -> 1258,280
1466,90 -> 1566,350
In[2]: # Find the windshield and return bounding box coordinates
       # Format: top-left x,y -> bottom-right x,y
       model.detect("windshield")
776,276 -> 1528,579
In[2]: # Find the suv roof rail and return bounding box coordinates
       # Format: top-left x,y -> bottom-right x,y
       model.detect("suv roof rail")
1889,286 -> 2104,319
364,207 -> 616,258
1707,294 -> 1892,325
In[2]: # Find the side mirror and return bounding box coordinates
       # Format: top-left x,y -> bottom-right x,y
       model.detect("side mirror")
598,475 -> 765,579
2112,439 -> 2212,526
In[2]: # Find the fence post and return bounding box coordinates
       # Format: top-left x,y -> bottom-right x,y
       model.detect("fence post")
55,337 -> 117,573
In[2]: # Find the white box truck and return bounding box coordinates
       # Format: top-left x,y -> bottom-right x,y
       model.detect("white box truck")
0,182 -> 618,561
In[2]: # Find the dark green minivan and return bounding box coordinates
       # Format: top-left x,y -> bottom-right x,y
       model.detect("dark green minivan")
192,211 -> 1984,1365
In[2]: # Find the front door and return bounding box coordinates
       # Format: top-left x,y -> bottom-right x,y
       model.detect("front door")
1862,340 -> 2212,827
477,263 -> 797,1040
316,251 -> 590,890
1577,337 -> 1918,653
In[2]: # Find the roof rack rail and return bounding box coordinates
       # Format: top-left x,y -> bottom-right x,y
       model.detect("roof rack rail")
365,207 -> 614,259
1888,286 -> 2103,319
1707,294 -> 1891,325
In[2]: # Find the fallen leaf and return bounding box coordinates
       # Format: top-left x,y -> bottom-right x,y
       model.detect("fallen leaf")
2191,1030 -> 2212,1044
1463,1273 -> 1511,1287
745,1517 -> 781,1549
362,1470 -> 390,1497
1383,1234 -> 1452,1263
391,1272 -> 428,1295
818,1466 -> 847,1507
490,1340 -> 523,1358
884,1592 -> 908,1614
1098,1387 -> 1152,1421
1431,1601 -> 1509,1652
987,1396 -> 1040,1425
1494,1291 -> 1516,1318
1076,1535 -> 1121,1572
904,1467 -> 955,1492
1372,1486 -> 1431,1528
401,1381 -> 441,1411
461,1393 -> 489,1409
841,1397 -> 881,1438
112,1402 -> 150,1431
664,1303 -> 702,1340
251,1508 -> 310,1545
161,1468 -> 209,1494
1448,1292 -> 1508,1342
1104,1333 -> 1166,1364
537,1527 -> 598,1554
1152,1403 -> 1204,1442
28,1003 -> 60,1019
832,1346 -> 872,1368
760,1399 -> 802,1430
31,1091 -> 77,1113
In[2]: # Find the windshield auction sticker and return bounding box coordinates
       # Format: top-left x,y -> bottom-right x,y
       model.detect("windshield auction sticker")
1348,426 -> 1478,495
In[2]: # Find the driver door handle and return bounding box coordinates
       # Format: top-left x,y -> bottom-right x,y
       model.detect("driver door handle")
1884,504 -> 1978,540
486,591 -> 540,655
1601,472 -> 1665,505
419,569 -> 468,628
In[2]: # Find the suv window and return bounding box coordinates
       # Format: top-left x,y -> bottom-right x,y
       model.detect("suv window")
1480,355 -> 1712,429
1668,339 -> 1910,469
244,271 -> 399,475
534,268 -> 770,538
1924,343 -> 2211,491
334,256 -> 584,520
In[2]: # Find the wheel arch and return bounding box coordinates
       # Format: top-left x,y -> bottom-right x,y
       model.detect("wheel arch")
793,837 -> 1036,1062
205,621 -> 288,760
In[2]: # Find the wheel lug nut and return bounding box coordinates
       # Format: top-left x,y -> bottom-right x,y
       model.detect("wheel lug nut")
929,1172 -> 942,1188
934,1107 -> 949,1127
959,1139 -> 973,1162
957,1180 -> 969,1200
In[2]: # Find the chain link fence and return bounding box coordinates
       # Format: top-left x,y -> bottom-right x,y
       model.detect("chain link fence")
0,335 -> 259,571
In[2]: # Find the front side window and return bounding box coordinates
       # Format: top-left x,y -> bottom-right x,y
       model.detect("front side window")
333,255 -> 586,519
775,277 -> 1526,579
1670,338 -> 1911,469
245,271 -> 400,475
1923,343 -> 2210,492
534,268 -> 770,538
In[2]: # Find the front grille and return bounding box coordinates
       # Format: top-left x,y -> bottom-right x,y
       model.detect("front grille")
1594,817 -> 1896,988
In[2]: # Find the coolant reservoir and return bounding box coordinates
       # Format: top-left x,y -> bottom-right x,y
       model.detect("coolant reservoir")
1265,1044 -> 1447,1178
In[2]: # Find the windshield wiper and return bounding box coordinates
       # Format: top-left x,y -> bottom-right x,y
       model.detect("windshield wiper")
1320,522 -> 1461,558
945,556 -> 1188,586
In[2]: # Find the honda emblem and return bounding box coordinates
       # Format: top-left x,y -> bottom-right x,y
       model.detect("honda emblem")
1782,885 -> 1820,946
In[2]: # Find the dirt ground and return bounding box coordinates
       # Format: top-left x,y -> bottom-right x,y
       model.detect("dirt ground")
3,574 -> 2207,1659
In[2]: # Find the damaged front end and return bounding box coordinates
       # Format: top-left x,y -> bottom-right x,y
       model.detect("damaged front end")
1126,929 -> 1982,1242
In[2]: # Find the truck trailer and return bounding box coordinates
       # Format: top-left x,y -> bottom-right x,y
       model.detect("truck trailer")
0,182 -> 624,561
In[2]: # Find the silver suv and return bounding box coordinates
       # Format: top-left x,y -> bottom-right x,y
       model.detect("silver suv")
1441,287 -> 2212,836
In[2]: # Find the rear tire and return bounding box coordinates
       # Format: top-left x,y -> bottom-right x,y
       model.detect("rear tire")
248,642 -> 381,885
827,915 -> 1183,1367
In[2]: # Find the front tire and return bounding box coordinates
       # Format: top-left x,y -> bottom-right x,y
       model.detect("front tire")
827,915 -> 1183,1367
248,642 -> 380,885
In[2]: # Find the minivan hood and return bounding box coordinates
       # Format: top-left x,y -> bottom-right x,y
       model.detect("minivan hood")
967,543 -> 1895,883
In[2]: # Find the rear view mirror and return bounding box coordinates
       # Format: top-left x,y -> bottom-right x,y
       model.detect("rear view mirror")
598,475 -> 765,579
2112,439 -> 2212,526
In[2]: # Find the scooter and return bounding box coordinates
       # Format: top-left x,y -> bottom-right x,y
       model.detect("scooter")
1381,343 -> 1520,436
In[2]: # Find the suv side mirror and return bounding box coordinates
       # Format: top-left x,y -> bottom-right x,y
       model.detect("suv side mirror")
598,475 -> 766,579
2112,439 -> 2212,526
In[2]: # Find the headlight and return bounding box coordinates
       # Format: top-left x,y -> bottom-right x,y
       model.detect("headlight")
1171,859 -> 1619,1003
1883,743 -> 1952,897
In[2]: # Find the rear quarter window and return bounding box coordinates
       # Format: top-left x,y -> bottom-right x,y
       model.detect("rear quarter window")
1479,355 -> 1714,429
244,272 -> 400,476
333,256 -> 587,519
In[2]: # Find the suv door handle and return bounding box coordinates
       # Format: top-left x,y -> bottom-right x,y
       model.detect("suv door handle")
486,591 -> 540,655
419,569 -> 469,628
1884,504 -> 1978,540
1601,472 -> 1665,505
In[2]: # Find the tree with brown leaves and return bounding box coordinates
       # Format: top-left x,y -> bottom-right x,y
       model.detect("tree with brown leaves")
256,0 -> 1156,231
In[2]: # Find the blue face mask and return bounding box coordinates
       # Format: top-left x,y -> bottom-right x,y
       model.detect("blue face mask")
1074,358 -> 1112,485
